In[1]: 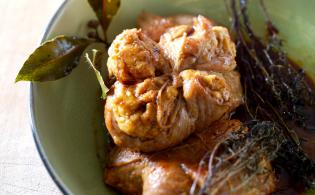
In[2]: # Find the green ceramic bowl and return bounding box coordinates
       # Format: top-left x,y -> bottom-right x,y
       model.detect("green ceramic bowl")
31,0 -> 315,194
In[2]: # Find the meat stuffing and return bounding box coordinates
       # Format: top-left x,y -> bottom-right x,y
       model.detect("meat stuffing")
105,13 -> 243,152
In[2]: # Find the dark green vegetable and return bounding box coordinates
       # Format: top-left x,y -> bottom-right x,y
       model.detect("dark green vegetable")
15,36 -> 90,82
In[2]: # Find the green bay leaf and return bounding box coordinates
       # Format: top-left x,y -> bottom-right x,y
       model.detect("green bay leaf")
16,35 -> 91,82
87,0 -> 120,39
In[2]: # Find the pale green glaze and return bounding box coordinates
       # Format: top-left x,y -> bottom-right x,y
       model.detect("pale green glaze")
32,0 -> 315,194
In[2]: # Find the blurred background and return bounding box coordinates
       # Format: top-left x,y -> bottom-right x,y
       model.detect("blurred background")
0,0 -> 64,194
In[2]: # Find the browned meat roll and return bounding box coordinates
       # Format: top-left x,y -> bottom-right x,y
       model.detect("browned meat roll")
105,14 -> 243,152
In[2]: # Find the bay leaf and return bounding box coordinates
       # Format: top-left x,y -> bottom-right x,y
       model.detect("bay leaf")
16,36 -> 90,82
87,0 -> 120,38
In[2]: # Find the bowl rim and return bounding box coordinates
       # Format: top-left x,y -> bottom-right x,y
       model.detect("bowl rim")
30,0 -> 70,194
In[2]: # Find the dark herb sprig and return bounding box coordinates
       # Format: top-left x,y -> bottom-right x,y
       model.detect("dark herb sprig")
194,0 -> 315,193
229,0 -> 315,184
191,121 -> 283,195
231,0 -> 315,140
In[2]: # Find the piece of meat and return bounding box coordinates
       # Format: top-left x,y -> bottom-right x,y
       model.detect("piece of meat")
137,12 -> 175,42
137,12 -> 196,42
138,13 -> 234,72
105,14 -> 242,152
107,28 -> 171,84
180,69 -> 243,130
159,15 -> 236,72
171,14 -> 196,26
105,120 -> 276,195
105,69 -> 242,152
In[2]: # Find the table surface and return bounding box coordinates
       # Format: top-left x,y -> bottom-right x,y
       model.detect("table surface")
0,0 -> 64,194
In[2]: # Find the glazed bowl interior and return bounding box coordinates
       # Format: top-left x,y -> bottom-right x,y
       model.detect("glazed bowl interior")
31,0 -> 315,194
